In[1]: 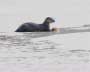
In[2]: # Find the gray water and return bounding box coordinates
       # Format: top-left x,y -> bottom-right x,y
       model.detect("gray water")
0,31 -> 90,72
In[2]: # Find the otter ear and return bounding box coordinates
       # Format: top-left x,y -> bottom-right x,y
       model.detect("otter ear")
46,17 -> 51,19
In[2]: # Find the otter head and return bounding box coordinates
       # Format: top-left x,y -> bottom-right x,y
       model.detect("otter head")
45,17 -> 55,23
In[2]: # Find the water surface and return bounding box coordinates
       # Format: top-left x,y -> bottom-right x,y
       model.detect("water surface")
0,32 -> 89,72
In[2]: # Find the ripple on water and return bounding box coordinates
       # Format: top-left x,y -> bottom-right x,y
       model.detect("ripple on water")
0,32 -> 89,65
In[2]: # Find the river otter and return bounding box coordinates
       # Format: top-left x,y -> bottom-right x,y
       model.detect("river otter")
15,17 -> 55,32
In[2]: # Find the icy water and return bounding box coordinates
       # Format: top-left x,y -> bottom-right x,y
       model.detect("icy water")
0,32 -> 90,72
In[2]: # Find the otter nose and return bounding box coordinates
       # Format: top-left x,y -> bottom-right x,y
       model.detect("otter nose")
53,19 -> 55,22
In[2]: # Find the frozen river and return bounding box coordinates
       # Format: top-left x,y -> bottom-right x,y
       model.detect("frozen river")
0,32 -> 90,72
